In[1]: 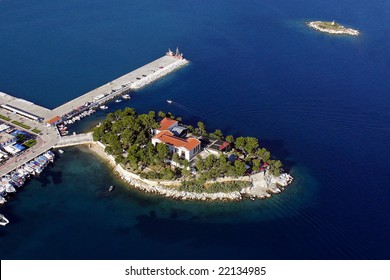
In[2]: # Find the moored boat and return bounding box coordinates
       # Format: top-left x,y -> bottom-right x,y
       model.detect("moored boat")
0,185 -> 7,197
10,176 -> 24,188
36,156 -> 48,166
47,150 -> 55,158
1,178 -> 16,193
0,214 -> 9,226
0,151 -> 56,204
5,183 -> 16,193
43,152 -> 54,162
34,165 -> 44,175
0,196 -> 6,204
28,160 -> 43,175
24,164 -> 35,175
17,168 -> 29,178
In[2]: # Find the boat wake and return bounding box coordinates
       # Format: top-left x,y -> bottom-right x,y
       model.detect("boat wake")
167,101 -> 202,117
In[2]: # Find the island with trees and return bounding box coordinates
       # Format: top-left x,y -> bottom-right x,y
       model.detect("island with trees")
92,108 -> 293,201
306,21 -> 359,36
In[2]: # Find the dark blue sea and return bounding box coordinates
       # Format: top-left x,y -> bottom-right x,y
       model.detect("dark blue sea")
0,0 -> 389,259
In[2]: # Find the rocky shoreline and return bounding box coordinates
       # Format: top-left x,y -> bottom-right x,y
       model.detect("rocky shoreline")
89,142 -> 293,202
307,21 -> 359,36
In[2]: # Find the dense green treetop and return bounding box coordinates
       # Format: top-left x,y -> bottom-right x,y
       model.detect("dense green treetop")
93,108 -> 285,180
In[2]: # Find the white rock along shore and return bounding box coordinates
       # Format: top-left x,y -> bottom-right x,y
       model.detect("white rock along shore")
130,58 -> 189,90
87,142 -> 293,202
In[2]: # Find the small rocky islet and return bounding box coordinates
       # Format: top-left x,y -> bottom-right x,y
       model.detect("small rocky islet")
306,20 -> 359,36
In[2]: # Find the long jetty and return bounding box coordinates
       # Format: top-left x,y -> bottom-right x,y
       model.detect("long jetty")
0,51 -> 188,177
51,54 -> 188,119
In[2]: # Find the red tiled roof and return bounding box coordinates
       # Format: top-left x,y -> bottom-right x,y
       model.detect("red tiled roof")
219,141 -> 230,150
47,116 -> 61,124
185,138 -> 201,151
154,130 -> 200,151
159,118 -> 178,131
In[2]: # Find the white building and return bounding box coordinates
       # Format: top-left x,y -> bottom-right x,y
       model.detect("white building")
152,118 -> 201,161
0,132 -> 16,148
0,123 -> 10,132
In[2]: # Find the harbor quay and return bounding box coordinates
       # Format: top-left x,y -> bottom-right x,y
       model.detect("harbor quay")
0,51 -> 188,179
0,109 -> 59,177
0,92 -> 53,121
51,54 -> 188,120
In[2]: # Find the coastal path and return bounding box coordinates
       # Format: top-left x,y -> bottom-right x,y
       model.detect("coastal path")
54,133 -> 93,148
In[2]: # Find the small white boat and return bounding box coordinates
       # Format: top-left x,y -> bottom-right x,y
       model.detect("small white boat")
0,185 -> 7,196
43,152 -> 54,163
167,100 -> 173,104
5,184 -> 16,193
23,165 -> 35,174
100,105 -> 108,110
115,99 -> 122,103
0,196 -> 6,204
109,185 -> 114,192
58,149 -> 64,154
122,94 -> 131,99
0,214 -> 9,226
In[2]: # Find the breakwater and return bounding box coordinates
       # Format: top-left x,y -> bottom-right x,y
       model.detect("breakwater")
129,58 -> 189,89
50,53 -> 189,121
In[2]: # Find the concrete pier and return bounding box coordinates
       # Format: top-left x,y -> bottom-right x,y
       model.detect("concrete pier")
0,92 -> 52,120
1,53 -> 188,123
54,133 -> 93,148
50,55 -> 188,120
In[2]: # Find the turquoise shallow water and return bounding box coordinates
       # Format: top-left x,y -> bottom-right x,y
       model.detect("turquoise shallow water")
0,0 -> 389,259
